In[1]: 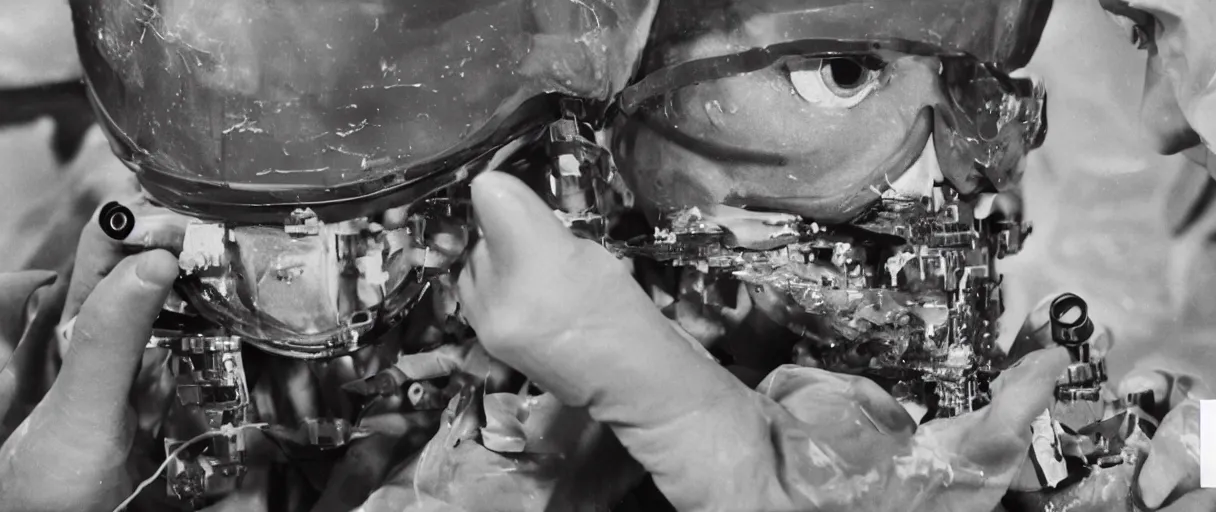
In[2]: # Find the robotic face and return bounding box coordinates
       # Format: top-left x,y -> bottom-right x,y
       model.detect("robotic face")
621,50 -> 945,224
616,44 -> 1046,224
613,0 -> 1052,218
72,0 -> 659,358
610,0 -> 1049,413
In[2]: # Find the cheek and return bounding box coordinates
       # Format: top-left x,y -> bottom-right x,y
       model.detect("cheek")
1140,55 -> 1202,154
611,119 -> 723,210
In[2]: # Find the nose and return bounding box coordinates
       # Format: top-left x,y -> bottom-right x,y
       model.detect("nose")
1139,53 -> 1202,155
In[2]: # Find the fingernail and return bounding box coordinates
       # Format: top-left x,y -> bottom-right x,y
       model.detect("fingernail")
135,251 -> 180,287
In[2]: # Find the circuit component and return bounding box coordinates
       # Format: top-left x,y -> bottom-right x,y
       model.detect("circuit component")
610,187 -> 1031,417
154,335 -> 251,504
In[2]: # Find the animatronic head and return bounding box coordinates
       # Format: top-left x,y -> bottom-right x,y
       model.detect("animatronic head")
611,0 -> 1049,414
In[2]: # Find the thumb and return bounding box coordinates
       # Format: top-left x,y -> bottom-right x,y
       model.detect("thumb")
988,348 -> 1071,429
43,250 -> 178,433
955,347 -> 1070,463
469,171 -> 572,265
1001,295 -> 1055,366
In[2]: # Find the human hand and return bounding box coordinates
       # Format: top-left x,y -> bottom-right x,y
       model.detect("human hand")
1002,297 -> 1216,510
0,199 -> 187,512
357,384 -> 643,512
1116,361 -> 1214,510
455,171 -> 1071,511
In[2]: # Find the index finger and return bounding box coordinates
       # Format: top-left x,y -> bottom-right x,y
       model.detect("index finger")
468,171 -> 571,267
61,199 -> 190,324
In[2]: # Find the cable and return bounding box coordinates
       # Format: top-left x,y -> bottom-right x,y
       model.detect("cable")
111,423 -> 268,512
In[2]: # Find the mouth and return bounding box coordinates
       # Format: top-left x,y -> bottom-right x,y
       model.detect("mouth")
731,106 -> 938,223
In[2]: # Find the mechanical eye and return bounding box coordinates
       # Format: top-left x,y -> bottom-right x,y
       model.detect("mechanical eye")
1131,24 -> 1151,50
1103,9 -> 1155,50
788,56 -> 884,109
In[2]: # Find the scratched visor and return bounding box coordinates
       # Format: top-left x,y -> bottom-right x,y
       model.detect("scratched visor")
71,0 -> 658,224
623,44 -> 1047,196
624,0 -> 1052,194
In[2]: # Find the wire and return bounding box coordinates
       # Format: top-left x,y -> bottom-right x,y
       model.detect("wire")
110,423 -> 269,512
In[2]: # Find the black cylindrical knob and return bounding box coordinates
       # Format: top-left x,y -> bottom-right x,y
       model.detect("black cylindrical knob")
98,201 -> 135,240
1049,293 -> 1095,360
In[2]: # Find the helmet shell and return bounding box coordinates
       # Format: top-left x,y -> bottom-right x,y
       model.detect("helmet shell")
71,0 -> 658,223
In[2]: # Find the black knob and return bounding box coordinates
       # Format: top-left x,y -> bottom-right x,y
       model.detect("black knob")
1049,293 -> 1095,347
98,201 -> 135,240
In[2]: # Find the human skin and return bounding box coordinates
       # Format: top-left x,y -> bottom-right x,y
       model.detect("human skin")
456,171 -> 1071,512
0,201 -> 185,512
1101,0 -> 1216,159
1045,2 -> 1216,508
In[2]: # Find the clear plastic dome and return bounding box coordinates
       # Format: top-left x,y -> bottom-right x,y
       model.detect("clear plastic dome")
72,0 -> 659,223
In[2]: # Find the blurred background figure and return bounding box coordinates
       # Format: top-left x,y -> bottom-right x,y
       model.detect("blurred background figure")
0,0 -> 78,88
999,0 -> 1203,378
0,0 -> 137,275
0,0 -> 139,450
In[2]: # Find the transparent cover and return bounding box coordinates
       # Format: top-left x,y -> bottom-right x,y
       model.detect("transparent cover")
71,0 -> 659,223
614,0 -> 1050,222
636,0 -> 1053,77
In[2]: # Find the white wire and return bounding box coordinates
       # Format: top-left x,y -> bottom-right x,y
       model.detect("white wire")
111,423 -> 269,512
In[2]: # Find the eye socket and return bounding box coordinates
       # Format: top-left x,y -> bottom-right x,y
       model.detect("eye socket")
1131,23 -> 1152,50
788,56 -> 885,109
1103,10 -> 1156,50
